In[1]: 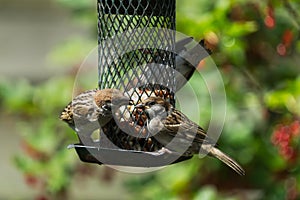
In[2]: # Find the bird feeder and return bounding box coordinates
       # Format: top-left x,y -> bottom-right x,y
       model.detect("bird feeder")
72,0 -> 194,167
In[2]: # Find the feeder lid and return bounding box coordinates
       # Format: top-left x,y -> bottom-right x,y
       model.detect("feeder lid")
100,0 -> 175,16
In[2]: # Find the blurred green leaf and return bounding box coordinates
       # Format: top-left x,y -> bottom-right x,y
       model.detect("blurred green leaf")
46,149 -> 76,193
33,76 -> 74,114
1,79 -> 35,114
194,186 -> 218,200
55,0 -> 94,9
264,76 -> 300,115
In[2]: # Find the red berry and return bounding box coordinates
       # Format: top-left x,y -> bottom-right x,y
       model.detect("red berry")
265,15 -> 275,28
265,5 -> 275,28
291,121 -> 300,136
282,30 -> 293,47
271,122 -> 299,162
277,43 -> 286,56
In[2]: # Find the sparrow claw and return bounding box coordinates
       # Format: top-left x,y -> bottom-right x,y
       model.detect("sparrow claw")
144,147 -> 180,156
157,147 -> 173,155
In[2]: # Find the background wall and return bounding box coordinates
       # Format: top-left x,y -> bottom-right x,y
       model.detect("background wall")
0,0 -> 89,81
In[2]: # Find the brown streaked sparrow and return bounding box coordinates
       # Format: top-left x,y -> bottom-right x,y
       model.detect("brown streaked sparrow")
125,38 -> 212,92
60,88 -> 131,134
137,97 -> 245,175
123,83 -> 175,127
174,39 -> 212,91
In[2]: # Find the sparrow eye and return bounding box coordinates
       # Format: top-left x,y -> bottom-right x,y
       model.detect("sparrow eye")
147,101 -> 156,106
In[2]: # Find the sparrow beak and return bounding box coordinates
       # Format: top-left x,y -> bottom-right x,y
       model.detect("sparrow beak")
135,104 -> 152,119
135,103 -> 145,109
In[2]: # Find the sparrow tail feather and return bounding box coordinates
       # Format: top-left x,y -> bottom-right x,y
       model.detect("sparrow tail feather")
209,147 -> 245,176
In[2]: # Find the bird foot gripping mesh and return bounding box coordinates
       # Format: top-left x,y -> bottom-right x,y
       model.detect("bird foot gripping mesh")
73,0 -> 194,167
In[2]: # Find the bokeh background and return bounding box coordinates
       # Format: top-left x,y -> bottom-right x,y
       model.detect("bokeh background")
1,0 -> 300,199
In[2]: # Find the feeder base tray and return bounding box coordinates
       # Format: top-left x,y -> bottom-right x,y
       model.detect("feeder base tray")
68,143 -> 193,167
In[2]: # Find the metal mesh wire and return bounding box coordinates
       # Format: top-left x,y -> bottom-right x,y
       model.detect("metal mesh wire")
97,0 -> 176,151
98,0 -> 176,92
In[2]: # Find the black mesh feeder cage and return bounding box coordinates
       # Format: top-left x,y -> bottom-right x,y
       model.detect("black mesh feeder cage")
71,0 -> 196,167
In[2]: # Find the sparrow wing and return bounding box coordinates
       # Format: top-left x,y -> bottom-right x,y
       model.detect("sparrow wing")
163,109 -> 216,145
60,89 -> 99,128
175,37 -> 193,53
175,39 -> 212,91
124,38 -> 212,92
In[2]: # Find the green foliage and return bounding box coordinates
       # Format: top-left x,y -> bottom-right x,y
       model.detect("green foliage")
56,0 -> 96,25
0,76 -> 78,196
264,76 -> 300,115
0,75 -> 78,197
0,79 -> 35,115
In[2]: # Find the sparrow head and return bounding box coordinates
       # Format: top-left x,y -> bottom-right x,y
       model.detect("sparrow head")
94,89 -> 132,116
142,97 -> 171,108
136,97 -> 172,120
59,89 -> 131,130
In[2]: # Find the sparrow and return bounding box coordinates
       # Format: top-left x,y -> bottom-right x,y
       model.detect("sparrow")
157,38 -> 212,91
125,38 -> 212,92
60,88 -> 131,143
137,97 -> 245,175
123,83 -> 175,128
